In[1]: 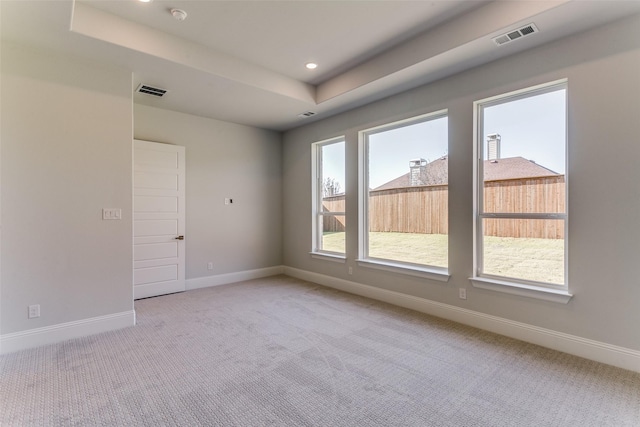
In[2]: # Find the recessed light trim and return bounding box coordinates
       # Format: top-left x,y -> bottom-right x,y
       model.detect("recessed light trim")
305,62 -> 318,70
171,8 -> 188,21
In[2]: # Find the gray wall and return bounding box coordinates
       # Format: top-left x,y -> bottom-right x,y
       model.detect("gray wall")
282,15 -> 640,350
1,44 -> 283,339
1,43 -> 134,334
134,105 -> 282,280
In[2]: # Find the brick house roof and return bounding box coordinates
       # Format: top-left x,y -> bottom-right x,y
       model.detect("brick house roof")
374,156 -> 560,190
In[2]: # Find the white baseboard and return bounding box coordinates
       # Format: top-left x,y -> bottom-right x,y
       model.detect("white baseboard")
0,310 -> 136,355
186,265 -> 285,291
284,266 -> 640,373
0,266 -> 284,355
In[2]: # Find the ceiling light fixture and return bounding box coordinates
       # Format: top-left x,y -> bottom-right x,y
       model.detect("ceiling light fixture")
171,8 -> 188,21
138,0 -> 153,3
305,62 -> 318,70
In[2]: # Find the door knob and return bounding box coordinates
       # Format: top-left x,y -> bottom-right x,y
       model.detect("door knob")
175,236 -> 184,240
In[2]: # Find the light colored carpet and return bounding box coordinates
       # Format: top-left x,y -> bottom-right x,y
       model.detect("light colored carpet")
1,275 -> 639,426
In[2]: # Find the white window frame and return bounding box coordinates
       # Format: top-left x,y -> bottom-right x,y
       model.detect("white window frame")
311,136 -> 346,261
357,110 -> 450,282
471,80 -> 572,303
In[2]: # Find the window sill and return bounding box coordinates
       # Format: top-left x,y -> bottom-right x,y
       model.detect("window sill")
310,252 -> 347,263
357,259 -> 450,282
469,276 -> 573,304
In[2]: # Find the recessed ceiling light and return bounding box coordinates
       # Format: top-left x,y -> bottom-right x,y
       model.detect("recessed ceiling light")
305,62 -> 318,70
171,8 -> 188,21
139,0 -> 153,3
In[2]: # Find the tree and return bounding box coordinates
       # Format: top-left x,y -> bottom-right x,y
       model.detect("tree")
323,177 -> 342,197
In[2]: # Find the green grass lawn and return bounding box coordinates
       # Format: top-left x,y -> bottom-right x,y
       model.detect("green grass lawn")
323,232 -> 564,284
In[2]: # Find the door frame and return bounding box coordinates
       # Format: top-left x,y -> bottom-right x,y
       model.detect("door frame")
133,139 -> 186,300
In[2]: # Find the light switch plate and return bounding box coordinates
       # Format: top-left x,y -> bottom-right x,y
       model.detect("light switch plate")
103,208 -> 122,220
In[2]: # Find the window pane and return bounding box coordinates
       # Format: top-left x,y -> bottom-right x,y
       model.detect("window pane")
314,138 -> 345,254
483,177 -> 565,214
321,141 -> 345,198
476,83 -> 568,288
482,218 -> 564,285
366,114 -> 448,268
321,215 -> 345,253
482,89 -> 566,214
368,231 -> 447,268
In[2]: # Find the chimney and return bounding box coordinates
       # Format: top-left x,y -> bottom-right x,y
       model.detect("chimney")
487,133 -> 501,161
409,158 -> 427,186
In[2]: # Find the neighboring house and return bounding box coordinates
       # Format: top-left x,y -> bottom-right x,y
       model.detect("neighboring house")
374,155 -> 560,191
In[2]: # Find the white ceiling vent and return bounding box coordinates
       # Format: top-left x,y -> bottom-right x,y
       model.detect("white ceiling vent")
492,23 -> 538,46
297,111 -> 316,118
136,84 -> 168,97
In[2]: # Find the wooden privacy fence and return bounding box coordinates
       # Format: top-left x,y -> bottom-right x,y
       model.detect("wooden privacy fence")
322,175 -> 565,239
483,176 -> 565,239
369,184 -> 448,234
322,195 -> 345,232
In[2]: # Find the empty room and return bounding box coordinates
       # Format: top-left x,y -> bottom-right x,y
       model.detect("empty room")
1,1 -> 639,425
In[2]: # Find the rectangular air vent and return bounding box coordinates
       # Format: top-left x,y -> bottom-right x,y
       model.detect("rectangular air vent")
493,23 -> 538,46
297,111 -> 316,118
136,84 -> 168,97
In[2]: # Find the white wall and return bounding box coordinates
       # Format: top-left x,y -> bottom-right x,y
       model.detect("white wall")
1,44 -> 134,336
282,15 -> 640,351
134,105 -> 282,280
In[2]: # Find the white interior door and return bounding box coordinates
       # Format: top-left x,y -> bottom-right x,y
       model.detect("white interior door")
133,140 -> 186,299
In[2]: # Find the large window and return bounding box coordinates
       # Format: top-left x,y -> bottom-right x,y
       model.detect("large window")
312,137 -> 346,255
360,111 -> 448,273
474,81 -> 567,290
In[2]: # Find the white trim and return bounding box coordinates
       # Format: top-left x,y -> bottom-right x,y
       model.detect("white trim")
473,80 -> 569,290
310,252 -> 347,263
359,108 -> 448,135
359,110 -> 449,267
357,259 -> 450,282
358,130 -> 369,260
481,212 -> 566,220
283,267 -> 640,373
470,276 -> 572,303
475,78 -> 568,107
185,265 -> 284,291
311,136 -> 346,254
0,310 -> 136,355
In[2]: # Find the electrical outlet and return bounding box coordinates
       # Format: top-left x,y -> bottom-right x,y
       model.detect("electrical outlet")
207,262 -> 214,271
224,198 -> 233,205
458,288 -> 467,300
28,304 -> 40,319
348,266 -> 353,275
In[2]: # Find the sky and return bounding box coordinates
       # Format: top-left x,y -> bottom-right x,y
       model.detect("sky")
321,140 -> 345,192
368,116 -> 448,188
321,87 -> 566,190
483,88 -> 566,175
